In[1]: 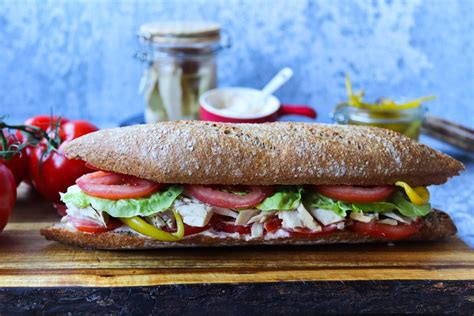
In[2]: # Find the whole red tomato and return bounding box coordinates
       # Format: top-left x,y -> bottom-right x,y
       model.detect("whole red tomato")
58,120 -> 97,141
27,118 -> 98,203
0,164 -> 16,232
0,130 -> 28,186
15,115 -> 69,143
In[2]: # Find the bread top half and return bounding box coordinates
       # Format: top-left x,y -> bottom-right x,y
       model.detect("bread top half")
64,121 -> 464,186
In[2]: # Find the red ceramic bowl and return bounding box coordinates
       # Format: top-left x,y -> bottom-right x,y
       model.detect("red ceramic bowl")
199,88 -> 316,123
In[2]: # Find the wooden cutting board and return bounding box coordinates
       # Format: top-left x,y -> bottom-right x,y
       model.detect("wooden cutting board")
1,185 -> 473,288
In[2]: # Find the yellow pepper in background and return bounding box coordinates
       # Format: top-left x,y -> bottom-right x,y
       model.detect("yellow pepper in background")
120,208 -> 185,241
395,181 -> 430,205
345,76 -> 435,112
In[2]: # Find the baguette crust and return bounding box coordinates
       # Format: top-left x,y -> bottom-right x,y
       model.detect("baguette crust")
64,121 -> 463,186
40,210 -> 457,250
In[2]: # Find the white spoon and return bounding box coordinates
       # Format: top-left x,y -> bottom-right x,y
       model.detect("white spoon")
261,67 -> 294,97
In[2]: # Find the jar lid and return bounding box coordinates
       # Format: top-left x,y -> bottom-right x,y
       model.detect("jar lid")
138,21 -> 221,44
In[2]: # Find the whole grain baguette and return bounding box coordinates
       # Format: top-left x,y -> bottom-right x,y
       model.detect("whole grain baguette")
64,121 -> 463,186
40,210 -> 456,250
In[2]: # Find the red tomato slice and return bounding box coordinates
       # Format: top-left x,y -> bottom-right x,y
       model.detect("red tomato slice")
183,225 -> 210,236
76,171 -> 162,200
264,217 -> 282,233
185,185 -> 273,208
69,217 -> 122,234
315,185 -> 396,203
211,216 -> 252,235
53,203 -> 68,217
85,163 -> 102,171
287,225 -> 338,238
350,220 -> 419,240
164,224 -> 210,237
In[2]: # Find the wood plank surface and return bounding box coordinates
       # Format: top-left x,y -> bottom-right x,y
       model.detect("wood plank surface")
1,185 -> 473,287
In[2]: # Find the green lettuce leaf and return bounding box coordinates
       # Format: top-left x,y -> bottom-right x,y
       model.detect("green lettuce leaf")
390,192 -> 432,217
61,185 -> 90,208
257,186 -> 303,211
61,185 -> 183,218
351,202 -> 397,213
304,191 -> 431,218
304,192 -> 352,217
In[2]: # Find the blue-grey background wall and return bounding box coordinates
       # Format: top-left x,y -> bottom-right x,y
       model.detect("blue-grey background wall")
1,0 -> 473,127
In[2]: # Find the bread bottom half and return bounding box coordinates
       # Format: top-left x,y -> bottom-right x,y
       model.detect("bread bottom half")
40,209 -> 457,250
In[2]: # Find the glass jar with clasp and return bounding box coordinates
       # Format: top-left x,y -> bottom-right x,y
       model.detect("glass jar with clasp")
136,21 -> 231,123
332,104 -> 427,140
331,77 -> 433,140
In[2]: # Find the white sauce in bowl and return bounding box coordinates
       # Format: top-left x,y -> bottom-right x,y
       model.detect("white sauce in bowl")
200,88 -> 280,119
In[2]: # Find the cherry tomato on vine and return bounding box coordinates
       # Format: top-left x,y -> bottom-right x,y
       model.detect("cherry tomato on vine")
0,164 -> 16,232
0,130 -> 28,186
15,115 -> 69,144
26,118 -> 99,203
13,115 -> 71,186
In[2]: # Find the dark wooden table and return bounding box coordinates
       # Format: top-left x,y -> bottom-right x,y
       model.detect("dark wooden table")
0,185 -> 473,314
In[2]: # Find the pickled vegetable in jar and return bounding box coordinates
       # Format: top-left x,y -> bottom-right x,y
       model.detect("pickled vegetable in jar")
137,22 -> 229,123
332,104 -> 425,139
331,77 -> 433,140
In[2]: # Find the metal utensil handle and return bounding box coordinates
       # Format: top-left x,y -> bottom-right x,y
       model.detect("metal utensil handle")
262,67 -> 293,96
421,115 -> 474,152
